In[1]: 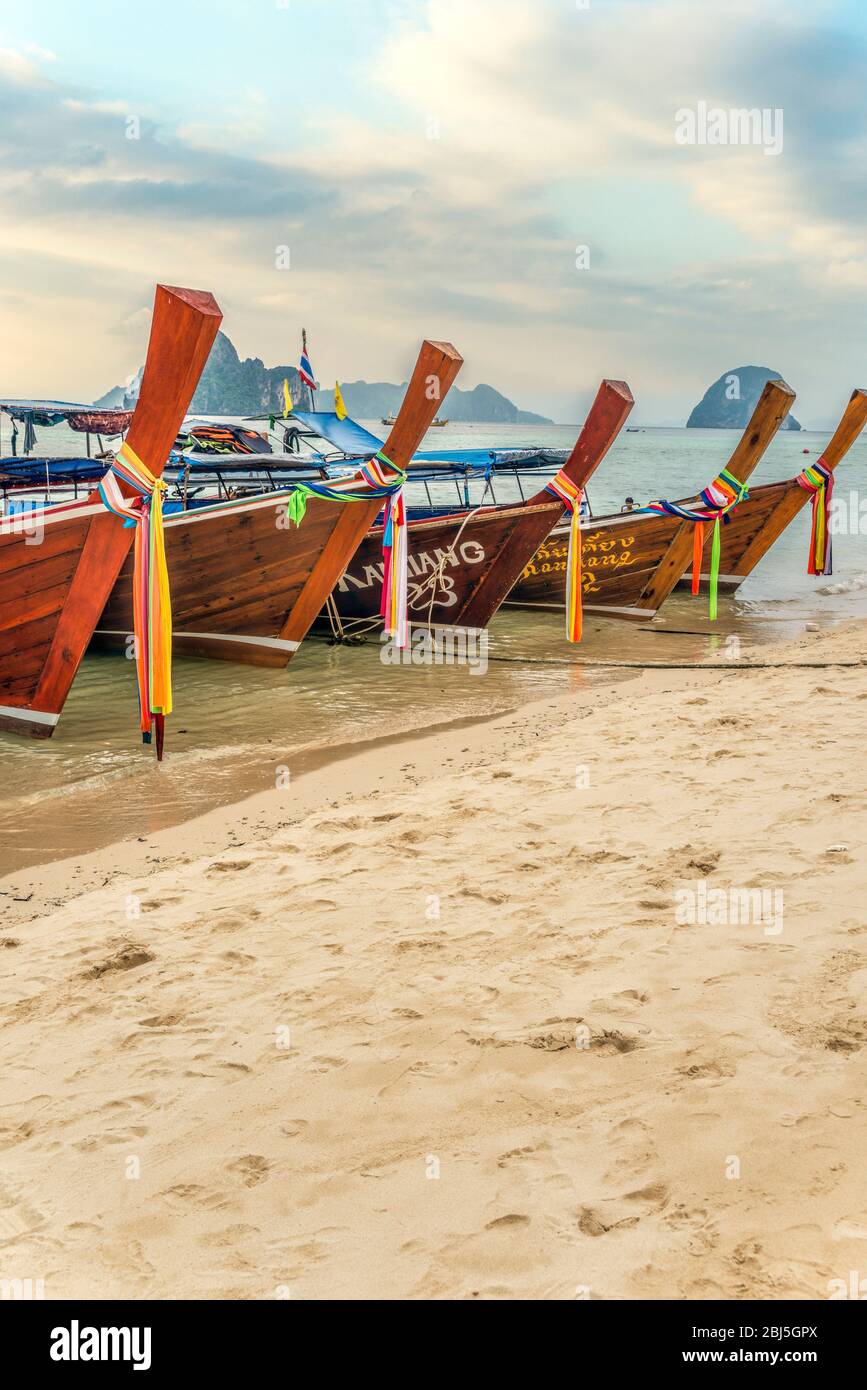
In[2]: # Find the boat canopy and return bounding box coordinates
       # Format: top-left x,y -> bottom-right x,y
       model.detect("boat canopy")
0,400 -> 132,432
0,456 -> 108,486
287,411 -> 383,456
0,400 -> 133,454
284,410 -> 567,471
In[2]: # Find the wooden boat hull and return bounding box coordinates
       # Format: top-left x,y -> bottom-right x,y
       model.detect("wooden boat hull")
674,479 -> 792,591
97,490 -> 391,667
97,339 -> 466,669
508,484 -> 792,617
331,498 -> 566,633
329,378 -> 635,636
508,379 -> 800,621
96,379 -> 634,666
0,285 -> 222,738
509,509 -> 683,620
678,389 -> 867,594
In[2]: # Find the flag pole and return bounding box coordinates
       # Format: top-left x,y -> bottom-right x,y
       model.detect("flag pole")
302,327 -> 316,410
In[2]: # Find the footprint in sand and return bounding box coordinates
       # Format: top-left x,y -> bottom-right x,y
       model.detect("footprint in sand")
497,1144 -> 544,1169
84,946 -> 155,979
227,1155 -> 270,1188
677,1057 -> 737,1082
306,1055 -> 348,1074
485,1213 -> 530,1230
577,1181 -> 670,1236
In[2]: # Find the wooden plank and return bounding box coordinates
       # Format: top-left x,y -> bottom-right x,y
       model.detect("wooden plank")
335,503 -> 553,628
0,549 -> 82,617
0,520 -> 87,577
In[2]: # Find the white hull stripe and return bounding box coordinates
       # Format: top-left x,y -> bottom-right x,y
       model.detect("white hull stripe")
96,628 -> 300,653
504,599 -> 656,619
406,620 -> 485,637
0,501 -> 104,533
685,572 -> 741,586
162,494 -> 296,527
0,703 -> 60,726
583,603 -> 657,618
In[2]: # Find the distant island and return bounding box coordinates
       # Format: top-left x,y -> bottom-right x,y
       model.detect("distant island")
687,366 -> 801,430
96,331 -> 553,425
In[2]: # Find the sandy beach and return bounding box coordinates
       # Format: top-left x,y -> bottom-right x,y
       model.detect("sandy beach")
2,622 -> 866,1301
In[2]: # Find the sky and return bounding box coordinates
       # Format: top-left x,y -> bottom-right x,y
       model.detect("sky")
0,0 -> 865,425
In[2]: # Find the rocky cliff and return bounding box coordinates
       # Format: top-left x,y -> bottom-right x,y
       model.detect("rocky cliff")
96,332 -> 552,424
687,366 -> 801,430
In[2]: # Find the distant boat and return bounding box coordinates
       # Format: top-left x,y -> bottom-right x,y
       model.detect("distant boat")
381,413 -> 447,427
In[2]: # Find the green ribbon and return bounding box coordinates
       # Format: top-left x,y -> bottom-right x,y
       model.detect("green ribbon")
282,456 -> 407,530
286,488 -> 310,527
708,516 -> 721,622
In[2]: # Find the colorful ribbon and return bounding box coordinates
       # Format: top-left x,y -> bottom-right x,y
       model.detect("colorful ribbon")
796,458 -> 833,575
281,450 -> 410,645
282,451 -> 406,526
381,487 -> 409,647
644,467 -> 749,620
98,441 -> 172,758
545,468 -> 584,642
691,521 -> 704,596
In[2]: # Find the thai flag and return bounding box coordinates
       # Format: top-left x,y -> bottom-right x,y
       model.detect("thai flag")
299,349 -> 316,390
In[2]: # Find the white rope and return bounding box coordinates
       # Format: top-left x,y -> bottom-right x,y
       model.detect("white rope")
408,484 -> 495,631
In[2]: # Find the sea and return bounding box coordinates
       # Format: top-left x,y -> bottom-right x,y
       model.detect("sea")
2,420 -> 866,876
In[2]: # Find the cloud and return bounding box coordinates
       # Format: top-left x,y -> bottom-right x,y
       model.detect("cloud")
0,2 -> 865,422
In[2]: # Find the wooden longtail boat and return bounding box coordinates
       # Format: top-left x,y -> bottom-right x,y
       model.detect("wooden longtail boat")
329,379 -> 634,636
96,340 -> 464,667
674,388 -> 867,594
506,378 -> 796,622
0,285 -> 222,739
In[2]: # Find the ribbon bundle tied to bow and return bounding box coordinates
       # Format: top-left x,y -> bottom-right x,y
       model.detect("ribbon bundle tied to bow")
280,450 -> 410,645
646,466 -> 748,621
380,486 -> 409,647
796,458 -> 833,575
98,441 -> 172,759
545,468 -> 585,643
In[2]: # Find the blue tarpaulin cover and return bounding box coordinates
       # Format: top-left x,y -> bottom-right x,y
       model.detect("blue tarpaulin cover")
286,411 -> 565,469
288,411 -> 384,456
0,456 -> 106,483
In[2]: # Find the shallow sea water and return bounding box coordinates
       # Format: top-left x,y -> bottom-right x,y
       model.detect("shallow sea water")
2,421 -> 865,875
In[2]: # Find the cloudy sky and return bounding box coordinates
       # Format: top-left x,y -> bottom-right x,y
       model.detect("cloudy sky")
0,0 -> 865,424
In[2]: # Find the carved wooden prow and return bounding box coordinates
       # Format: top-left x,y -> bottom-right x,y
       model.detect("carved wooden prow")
633,378 -> 797,613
